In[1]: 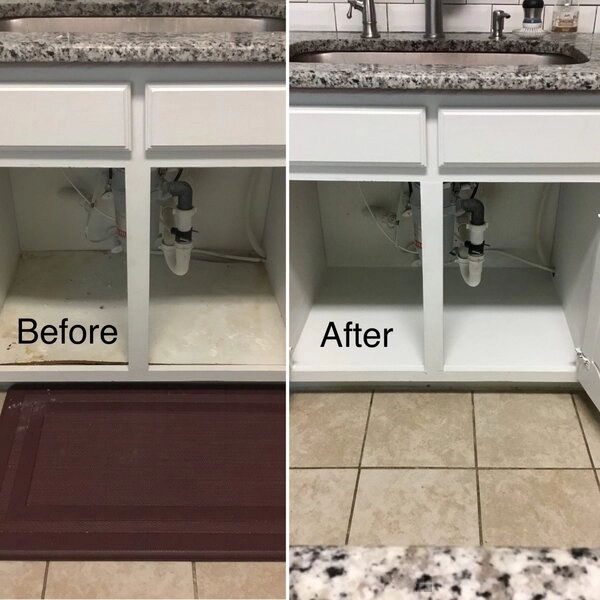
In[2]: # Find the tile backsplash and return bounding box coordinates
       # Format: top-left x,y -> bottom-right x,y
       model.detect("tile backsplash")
290,0 -> 600,33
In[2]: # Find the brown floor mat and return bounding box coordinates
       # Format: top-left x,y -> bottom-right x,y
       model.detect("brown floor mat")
0,385 -> 285,560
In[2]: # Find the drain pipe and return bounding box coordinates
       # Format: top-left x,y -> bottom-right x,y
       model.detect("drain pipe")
161,181 -> 196,276
457,197 -> 488,288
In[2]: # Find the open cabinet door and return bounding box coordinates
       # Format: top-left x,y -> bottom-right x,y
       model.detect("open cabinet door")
578,219 -> 600,407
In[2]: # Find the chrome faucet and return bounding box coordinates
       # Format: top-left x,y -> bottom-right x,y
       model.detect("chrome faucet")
347,0 -> 380,38
424,0 -> 444,39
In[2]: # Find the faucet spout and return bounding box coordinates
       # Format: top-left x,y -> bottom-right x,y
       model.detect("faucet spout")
424,0 -> 444,39
347,0 -> 380,38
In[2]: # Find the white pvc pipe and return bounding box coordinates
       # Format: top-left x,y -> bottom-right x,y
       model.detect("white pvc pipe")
458,255 -> 484,287
161,242 -> 193,276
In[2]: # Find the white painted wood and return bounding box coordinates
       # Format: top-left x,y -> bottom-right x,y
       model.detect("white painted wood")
290,107 -> 426,166
292,267 -> 424,372
444,268 -> 576,373
0,84 -> 131,149
0,170 -> 19,311
420,182 -> 445,373
263,167 -> 286,320
146,84 -> 286,148
439,109 -> 600,166
289,181 -> 327,349
0,252 -> 128,365
553,184 -> 600,349
577,210 -> 600,407
148,256 -> 284,366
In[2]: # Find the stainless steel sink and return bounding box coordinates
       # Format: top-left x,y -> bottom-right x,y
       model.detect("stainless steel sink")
293,51 -> 580,66
0,17 -> 286,34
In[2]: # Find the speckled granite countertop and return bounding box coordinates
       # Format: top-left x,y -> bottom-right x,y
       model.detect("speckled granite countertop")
290,546 -> 600,599
290,32 -> 600,91
0,1 -> 285,63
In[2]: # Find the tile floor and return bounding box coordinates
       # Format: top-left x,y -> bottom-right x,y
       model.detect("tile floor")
0,393 -> 285,600
290,391 -> 600,548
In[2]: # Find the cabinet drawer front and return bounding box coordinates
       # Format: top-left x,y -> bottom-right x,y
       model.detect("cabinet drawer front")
290,107 -> 426,165
439,109 -> 600,166
0,84 -> 131,149
146,84 -> 286,148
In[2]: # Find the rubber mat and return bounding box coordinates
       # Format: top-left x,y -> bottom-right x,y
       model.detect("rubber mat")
0,386 -> 285,560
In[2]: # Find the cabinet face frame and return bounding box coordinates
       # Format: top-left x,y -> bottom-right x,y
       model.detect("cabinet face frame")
0,64 -> 286,384
289,90 -> 600,397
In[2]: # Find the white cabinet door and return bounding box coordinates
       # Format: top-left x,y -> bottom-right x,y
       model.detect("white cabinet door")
0,84 -> 131,149
578,224 -> 600,408
290,107 -> 426,166
146,84 -> 286,148
439,109 -> 600,166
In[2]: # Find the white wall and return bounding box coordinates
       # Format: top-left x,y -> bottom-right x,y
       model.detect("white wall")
0,169 -> 20,310
318,181 -> 557,268
10,167 -> 272,253
290,181 -> 327,348
263,168 -> 287,320
290,1 -> 600,34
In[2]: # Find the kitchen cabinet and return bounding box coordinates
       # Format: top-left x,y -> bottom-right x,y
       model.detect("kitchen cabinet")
0,64 -> 286,384
289,90 -> 600,405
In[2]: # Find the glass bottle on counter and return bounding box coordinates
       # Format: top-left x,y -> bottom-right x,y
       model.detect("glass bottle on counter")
551,0 -> 579,32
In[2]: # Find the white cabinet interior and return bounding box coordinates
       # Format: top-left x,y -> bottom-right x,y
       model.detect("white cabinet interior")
290,180 -> 600,386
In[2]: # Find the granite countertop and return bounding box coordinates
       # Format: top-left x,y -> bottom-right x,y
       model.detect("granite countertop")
0,0 -> 285,63
290,32 -> 600,91
290,546 -> 600,599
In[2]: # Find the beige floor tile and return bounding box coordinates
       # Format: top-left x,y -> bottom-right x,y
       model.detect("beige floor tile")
475,393 -> 590,468
290,469 -> 357,545
195,562 -> 285,599
0,561 -> 46,599
290,393 -> 371,467
574,393 -> 600,466
480,469 -> 600,546
349,469 -> 479,545
363,392 -> 474,467
45,561 -> 194,599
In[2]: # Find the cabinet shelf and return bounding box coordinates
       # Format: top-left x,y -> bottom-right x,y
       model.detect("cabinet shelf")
293,267 -> 424,374
0,252 -> 128,365
149,257 -> 284,366
444,267 -> 575,374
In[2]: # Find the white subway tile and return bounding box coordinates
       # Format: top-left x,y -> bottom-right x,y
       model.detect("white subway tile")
543,3 -> 596,30
335,3 -> 389,30
443,4 -> 492,31
415,0 -> 467,5
491,3 -> 524,27
388,4 -> 426,30
290,2 -> 337,30
469,0 -> 518,4
386,0 -> 415,5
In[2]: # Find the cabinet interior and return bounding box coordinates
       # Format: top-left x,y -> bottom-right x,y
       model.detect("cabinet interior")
290,180 -> 600,381
0,167 -> 286,368
148,167 -> 286,366
0,167 -> 128,365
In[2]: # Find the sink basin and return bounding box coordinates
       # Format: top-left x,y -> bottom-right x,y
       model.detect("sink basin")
293,51 -> 581,66
0,17 -> 286,34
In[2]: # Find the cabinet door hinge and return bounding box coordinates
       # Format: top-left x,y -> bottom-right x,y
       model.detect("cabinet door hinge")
576,348 -> 591,370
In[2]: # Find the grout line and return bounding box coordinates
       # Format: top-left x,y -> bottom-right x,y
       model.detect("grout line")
571,393 -> 600,494
472,392 -> 484,546
344,391 -> 374,544
290,465 -> 598,471
192,561 -> 199,600
40,561 -> 49,600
